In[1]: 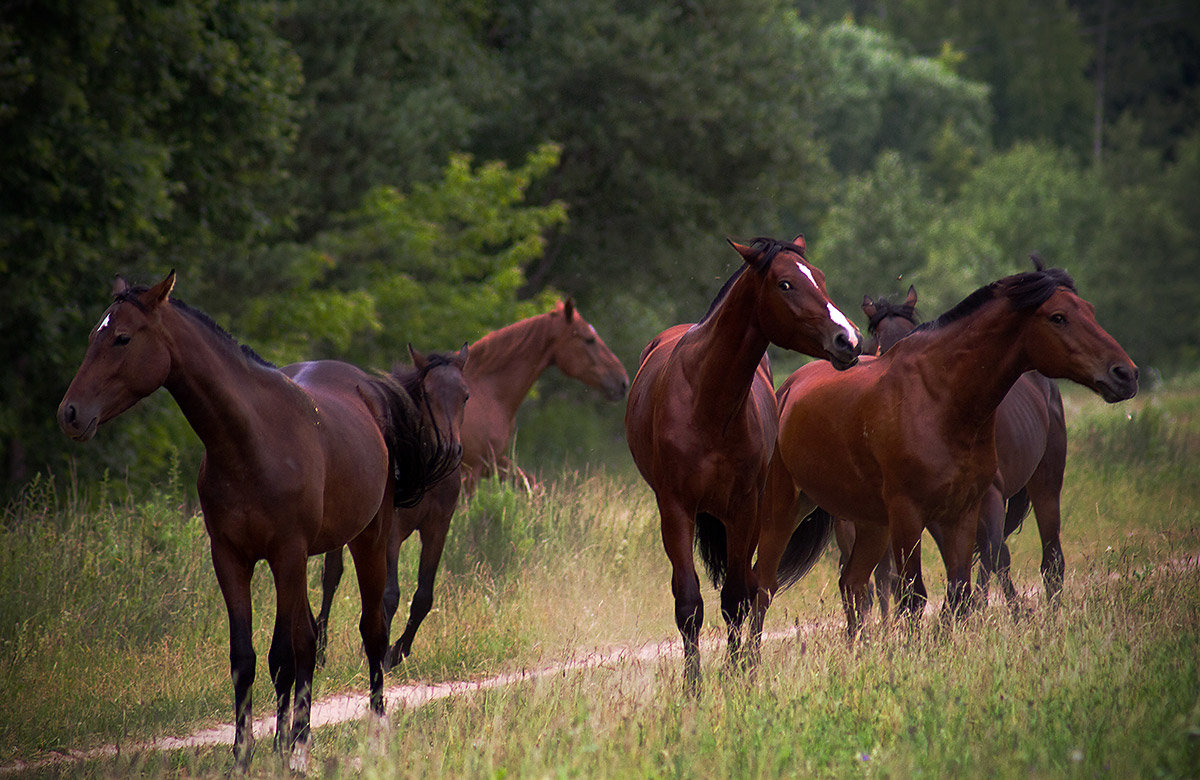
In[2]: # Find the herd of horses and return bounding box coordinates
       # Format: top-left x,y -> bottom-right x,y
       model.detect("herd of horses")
56,235 -> 1137,768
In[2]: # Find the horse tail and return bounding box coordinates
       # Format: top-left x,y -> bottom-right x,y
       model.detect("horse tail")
775,506 -> 835,591
695,512 -> 727,589
365,373 -> 458,509
1003,487 -> 1032,538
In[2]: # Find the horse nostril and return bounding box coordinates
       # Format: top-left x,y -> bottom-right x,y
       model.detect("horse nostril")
63,403 -> 77,425
833,331 -> 858,355
1111,364 -> 1138,385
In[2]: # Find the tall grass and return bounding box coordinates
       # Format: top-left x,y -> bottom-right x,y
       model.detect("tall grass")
2,374 -> 1198,777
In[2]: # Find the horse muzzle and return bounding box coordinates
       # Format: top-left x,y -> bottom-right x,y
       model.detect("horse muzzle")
57,400 -> 100,442
1096,362 -> 1139,403
826,330 -> 861,371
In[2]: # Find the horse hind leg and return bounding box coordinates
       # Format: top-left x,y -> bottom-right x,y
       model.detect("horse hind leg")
315,548 -> 346,667
269,551 -> 320,771
840,522 -> 892,638
718,518 -> 759,673
973,487 -> 1007,609
387,517 -> 450,668
348,523 -> 390,719
267,612 -> 296,755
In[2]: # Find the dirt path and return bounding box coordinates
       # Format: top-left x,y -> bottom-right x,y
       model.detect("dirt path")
0,625 -> 830,776
8,553 -> 1194,776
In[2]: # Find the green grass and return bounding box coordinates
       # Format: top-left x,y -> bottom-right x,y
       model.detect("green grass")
2,374 -> 1199,777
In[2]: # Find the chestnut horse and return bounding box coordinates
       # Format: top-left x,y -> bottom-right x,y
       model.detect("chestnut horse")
753,263 -> 1137,641
625,236 -> 861,690
314,298 -> 628,667
839,285 -> 1070,613
57,272 -> 462,771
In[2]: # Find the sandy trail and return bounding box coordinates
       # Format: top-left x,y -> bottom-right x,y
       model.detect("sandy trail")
6,553 -> 1193,775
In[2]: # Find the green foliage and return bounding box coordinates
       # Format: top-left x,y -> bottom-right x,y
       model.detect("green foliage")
0,0 -> 301,491
915,142 -> 1101,314
811,20 -> 992,191
280,0 -> 506,234
814,151 -> 940,310
876,0 -> 1094,152
240,144 -> 567,367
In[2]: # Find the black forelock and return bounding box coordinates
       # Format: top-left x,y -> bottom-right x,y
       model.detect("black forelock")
866,295 -> 920,335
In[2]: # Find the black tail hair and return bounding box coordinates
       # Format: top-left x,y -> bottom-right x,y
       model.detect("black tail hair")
370,366 -> 462,509
775,507 -> 836,591
695,512 -> 727,588
1003,487 -> 1033,539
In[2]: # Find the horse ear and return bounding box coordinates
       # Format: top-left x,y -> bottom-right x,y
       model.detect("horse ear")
143,269 -> 175,308
1030,252 -> 1045,272
562,297 -> 576,322
408,343 -> 428,371
456,342 -> 469,368
791,234 -> 806,254
861,295 -> 878,319
727,238 -> 759,264
112,275 -> 130,297
905,285 -> 918,307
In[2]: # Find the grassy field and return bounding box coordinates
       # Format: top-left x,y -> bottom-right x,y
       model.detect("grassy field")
1,373 -> 1198,778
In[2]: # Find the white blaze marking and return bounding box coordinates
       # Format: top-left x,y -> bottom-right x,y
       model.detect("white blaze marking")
96,313 -> 111,333
795,261 -> 817,288
827,303 -> 860,346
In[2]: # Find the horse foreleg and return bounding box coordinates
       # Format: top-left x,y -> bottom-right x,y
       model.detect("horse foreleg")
750,461 -> 814,665
267,611 -> 295,755
937,511 -> 977,624
269,550 -> 318,769
659,495 -> 703,694
720,508 -> 759,672
840,521 -> 891,638
315,548 -> 345,667
210,543 -> 256,770
387,515 -> 449,668
889,514 -> 927,626
973,486 -> 1006,609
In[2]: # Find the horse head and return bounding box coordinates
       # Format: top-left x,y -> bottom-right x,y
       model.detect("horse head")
58,271 -> 177,441
547,298 -> 629,401
863,284 -> 920,355
729,235 -> 861,369
408,343 -> 470,470
1015,269 -> 1138,403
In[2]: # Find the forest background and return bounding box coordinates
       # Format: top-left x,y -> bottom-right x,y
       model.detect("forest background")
2,0 -> 1198,498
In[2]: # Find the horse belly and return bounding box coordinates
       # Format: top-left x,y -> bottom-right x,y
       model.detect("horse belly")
994,376 -> 1051,497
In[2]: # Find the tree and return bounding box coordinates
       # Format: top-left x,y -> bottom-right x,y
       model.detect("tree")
811,21 -> 992,193
239,144 -> 568,369
0,0 -> 302,492
875,0 -> 1095,153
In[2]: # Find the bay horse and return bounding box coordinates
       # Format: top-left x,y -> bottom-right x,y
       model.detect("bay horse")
752,262 -> 1137,641
625,235 -> 861,690
56,272 -> 462,771
840,285 -> 1070,614
314,298 -> 628,667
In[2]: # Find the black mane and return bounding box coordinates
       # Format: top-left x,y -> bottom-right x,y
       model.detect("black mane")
913,267 -> 1076,334
115,286 -> 275,368
698,237 -> 806,324
866,295 -> 920,334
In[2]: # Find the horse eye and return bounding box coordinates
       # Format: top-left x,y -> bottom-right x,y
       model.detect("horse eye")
778,280 -> 792,292
114,334 -> 132,346
1049,313 -> 1068,325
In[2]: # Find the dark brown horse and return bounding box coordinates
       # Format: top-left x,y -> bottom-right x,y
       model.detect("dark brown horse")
56,272 -> 461,771
625,236 -> 861,690
753,263 -> 1137,641
839,285 -> 1070,614
314,299 -> 628,667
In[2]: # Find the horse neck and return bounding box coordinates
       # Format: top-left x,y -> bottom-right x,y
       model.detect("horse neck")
682,276 -> 770,417
158,305 -> 288,466
465,313 -> 558,416
906,303 -> 1033,430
